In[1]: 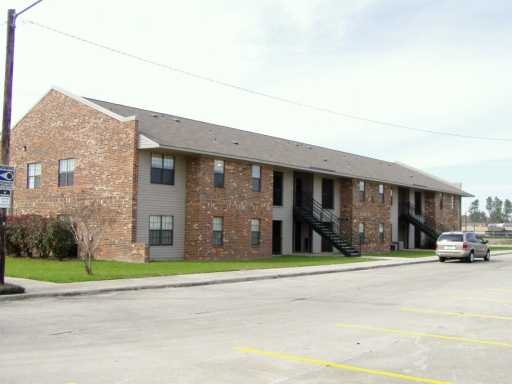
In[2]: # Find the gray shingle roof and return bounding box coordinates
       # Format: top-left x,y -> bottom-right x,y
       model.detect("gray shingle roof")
86,97 -> 471,197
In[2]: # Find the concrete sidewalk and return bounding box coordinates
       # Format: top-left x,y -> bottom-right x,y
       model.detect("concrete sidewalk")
2,251 -> 510,302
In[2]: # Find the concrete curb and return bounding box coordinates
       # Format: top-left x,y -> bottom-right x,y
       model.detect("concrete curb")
0,257 -> 437,302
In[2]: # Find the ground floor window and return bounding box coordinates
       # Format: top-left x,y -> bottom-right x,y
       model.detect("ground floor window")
149,215 -> 173,246
212,217 -> 224,245
251,219 -> 261,246
358,223 -> 365,242
379,223 -> 385,242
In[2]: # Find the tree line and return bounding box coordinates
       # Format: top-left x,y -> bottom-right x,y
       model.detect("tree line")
467,197 -> 512,223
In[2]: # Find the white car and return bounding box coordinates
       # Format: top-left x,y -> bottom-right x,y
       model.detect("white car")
436,232 -> 490,263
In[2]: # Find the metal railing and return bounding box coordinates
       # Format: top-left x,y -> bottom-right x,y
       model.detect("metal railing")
295,196 -> 353,246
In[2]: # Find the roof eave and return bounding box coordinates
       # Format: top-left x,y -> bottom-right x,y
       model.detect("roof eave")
138,134 -> 470,197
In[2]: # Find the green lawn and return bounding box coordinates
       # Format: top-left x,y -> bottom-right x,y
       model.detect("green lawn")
6,255 -> 373,283
366,250 -> 435,258
490,246 -> 512,251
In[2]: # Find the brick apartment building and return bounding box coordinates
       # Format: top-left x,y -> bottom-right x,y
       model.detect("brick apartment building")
10,88 -> 471,262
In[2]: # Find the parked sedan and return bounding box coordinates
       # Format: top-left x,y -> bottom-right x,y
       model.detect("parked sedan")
436,232 -> 490,263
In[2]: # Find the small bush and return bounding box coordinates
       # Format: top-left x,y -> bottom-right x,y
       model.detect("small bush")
6,215 -> 76,260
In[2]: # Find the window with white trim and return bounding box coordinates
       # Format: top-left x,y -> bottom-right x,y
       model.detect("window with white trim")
27,163 -> 41,189
379,223 -> 385,242
251,165 -> 261,192
213,160 -> 224,188
378,184 -> 385,203
151,153 -> 175,185
212,217 -> 223,245
58,159 -> 75,187
251,219 -> 261,246
149,215 -> 173,246
358,222 -> 365,242
358,180 -> 365,202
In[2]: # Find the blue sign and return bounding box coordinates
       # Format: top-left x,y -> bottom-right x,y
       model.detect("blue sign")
0,165 -> 15,191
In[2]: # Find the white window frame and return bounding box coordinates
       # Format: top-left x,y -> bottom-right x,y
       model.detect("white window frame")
27,162 -> 42,189
250,218 -> 261,246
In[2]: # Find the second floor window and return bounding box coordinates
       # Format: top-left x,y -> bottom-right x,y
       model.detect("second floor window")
378,184 -> 385,203
27,163 -> 41,189
58,159 -> 75,187
273,171 -> 283,206
379,223 -> 385,242
251,219 -> 261,246
213,160 -> 224,188
151,153 -> 175,185
212,217 -> 224,245
251,165 -> 261,192
358,180 -> 365,202
149,215 -> 173,246
322,178 -> 334,209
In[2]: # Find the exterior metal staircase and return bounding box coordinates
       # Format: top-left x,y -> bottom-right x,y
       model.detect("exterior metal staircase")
399,202 -> 440,241
294,198 -> 361,256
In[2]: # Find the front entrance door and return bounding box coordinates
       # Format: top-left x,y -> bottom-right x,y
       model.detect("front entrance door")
272,220 -> 282,255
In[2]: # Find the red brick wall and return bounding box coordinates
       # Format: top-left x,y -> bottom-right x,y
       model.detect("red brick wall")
424,191 -> 460,233
185,157 -> 273,260
340,179 -> 392,253
435,193 -> 461,232
11,90 -> 147,262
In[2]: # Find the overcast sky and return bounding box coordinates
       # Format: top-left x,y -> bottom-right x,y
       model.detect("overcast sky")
1,0 -> 511,213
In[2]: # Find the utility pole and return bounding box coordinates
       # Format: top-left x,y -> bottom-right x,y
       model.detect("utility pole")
0,1 -> 44,285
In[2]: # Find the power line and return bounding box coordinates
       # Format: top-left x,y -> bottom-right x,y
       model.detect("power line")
22,19 -> 512,143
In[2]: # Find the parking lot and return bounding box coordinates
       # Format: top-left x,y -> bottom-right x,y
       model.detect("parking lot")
2,255 -> 512,383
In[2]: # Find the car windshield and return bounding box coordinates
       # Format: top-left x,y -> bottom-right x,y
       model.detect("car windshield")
438,234 -> 463,242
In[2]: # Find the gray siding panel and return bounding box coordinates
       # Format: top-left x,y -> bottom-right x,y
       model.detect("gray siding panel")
136,150 -> 186,260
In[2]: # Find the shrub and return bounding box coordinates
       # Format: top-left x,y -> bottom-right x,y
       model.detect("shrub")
6,215 -> 76,260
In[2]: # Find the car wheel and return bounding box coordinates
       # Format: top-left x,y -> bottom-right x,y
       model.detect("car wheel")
484,250 -> 491,262
439,257 -> 446,262
466,252 -> 475,263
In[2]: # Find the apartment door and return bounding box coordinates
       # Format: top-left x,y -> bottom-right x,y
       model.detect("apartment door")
272,220 -> 282,255
414,191 -> 422,247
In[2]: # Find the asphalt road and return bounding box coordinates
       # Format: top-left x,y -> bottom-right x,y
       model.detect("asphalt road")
2,255 -> 512,384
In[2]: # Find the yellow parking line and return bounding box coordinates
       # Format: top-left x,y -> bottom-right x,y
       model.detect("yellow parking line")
236,346 -> 451,384
336,323 -> 512,348
401,307 -> 512,321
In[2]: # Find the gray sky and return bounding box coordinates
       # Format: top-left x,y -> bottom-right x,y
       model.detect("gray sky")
1,0 -> 511,213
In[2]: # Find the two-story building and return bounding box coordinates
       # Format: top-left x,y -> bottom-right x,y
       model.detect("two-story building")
10,88 -> 471,262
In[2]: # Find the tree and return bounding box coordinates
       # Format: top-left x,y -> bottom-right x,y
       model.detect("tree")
492,197 -> 504,222
486,196 -> 493,218
468,199 -> 481,222
65,198 -> 118,275
504,199 -> 512,223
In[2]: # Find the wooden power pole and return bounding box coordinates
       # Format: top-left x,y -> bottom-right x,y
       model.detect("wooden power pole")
1,1 -> 44,285
0,9 -> 16,285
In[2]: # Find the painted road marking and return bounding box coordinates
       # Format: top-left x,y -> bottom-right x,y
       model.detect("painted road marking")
401,307 -> 512,321
336,323 -> 512,348
236,346 -> 451,384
